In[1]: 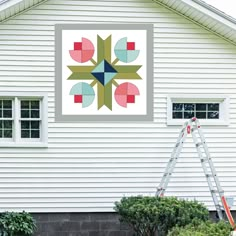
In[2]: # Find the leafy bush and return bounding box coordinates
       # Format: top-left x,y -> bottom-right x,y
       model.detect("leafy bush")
114,196 -> 209,236
0,211 -> 36,236
167,220 -> 231,236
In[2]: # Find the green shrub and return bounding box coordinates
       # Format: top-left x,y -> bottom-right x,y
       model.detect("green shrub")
0,211 -> 36,236
168,220 -> 231,236
114,196 -> 209,236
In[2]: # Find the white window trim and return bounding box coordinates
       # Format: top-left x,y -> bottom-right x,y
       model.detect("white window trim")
167,94 -> 230,126
0,92 -> 48,148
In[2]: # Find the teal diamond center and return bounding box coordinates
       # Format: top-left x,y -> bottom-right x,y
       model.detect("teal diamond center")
91,60 -> 117,86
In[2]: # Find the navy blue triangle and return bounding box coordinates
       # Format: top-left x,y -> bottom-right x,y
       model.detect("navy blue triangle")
91,72 -> 105,85
104,60 -> 117,73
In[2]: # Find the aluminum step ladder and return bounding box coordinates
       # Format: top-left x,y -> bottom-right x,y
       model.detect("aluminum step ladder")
156,117 -> 235,229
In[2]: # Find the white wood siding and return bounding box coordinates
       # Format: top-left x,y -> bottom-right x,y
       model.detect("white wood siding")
0,0 -> 236,212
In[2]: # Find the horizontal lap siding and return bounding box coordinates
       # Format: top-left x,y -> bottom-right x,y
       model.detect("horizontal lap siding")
0,0 -> 236,212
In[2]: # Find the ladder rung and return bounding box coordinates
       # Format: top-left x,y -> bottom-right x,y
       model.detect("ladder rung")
211,190 -> 224,194
196,142 -> 202,147
206,173 -> 213,177
164,173 -> 171,176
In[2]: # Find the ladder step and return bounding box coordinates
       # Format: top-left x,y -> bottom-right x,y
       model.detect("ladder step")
196,142 -> 202,147
211,189 -> 224,194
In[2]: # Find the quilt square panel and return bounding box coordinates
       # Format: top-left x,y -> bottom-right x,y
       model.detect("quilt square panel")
55,24 -> 153,122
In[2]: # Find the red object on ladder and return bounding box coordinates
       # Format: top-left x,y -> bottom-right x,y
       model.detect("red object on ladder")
156,117 -> 236,230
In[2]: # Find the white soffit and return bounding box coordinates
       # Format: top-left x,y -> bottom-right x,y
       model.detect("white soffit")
154,0 -> 236,45
0,0 -> 46,22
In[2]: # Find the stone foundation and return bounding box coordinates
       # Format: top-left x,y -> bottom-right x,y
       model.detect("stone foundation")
33,212 -> 133,236
33,211 -> 236,236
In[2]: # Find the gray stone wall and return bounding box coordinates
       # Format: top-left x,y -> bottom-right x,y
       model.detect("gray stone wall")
33,211 -> 236,236
33,213 -> 133,236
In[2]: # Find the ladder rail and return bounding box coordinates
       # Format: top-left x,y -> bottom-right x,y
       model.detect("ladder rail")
157,117 -> 235,229
191,128 -> 223,220
156,122 -> 189,196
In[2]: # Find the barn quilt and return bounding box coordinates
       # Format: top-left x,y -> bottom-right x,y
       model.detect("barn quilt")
55,24 -> 153,122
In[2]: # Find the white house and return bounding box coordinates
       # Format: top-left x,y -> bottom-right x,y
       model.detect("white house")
0,0 -> 236,234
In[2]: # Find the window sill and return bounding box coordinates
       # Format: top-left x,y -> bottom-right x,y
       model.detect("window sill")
167,119 -> 229,126
0,142 -> 48,148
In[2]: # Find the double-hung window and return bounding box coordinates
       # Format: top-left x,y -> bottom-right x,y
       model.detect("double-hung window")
0,92 -> 48,147
0,99 -> 13,140
167,95 -> 229,126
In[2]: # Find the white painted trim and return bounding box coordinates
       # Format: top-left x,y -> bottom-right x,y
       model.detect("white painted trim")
0,0 -> 23,11
167,94 -> 230,126
0,92 -> 48,148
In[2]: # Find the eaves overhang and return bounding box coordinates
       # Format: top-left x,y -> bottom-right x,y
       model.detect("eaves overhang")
153,0 -> 236,45
0,0 -> 47,22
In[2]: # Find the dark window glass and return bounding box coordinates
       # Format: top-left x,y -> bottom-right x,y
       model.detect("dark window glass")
3,100 -> 12,109
3,120 -> 12,129
21,130 -> 30,138
31,121 -> 40,129
21,121 -> 30,129
208,104 -> 219,111
196,104 -> 206,111
31,130 -> 40,138
31,110 -> 40,118
196,112 -> 206,119
0,121 -> 2,129
21,110 -> 30,118
208,112 -> 219,119
21,101 -> 30,109
4,129 -> 12,138
31,101 -> 40,109
184,104 -> 194,111
0,130 -> 2,138
173,112 -> 183,119
173,103 -> 183,111
184,112 -> 194,119
3,110 -> 12,118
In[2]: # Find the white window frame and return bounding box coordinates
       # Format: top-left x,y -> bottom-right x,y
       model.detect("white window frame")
0,92 -> 48,147
167,94 -> 230,126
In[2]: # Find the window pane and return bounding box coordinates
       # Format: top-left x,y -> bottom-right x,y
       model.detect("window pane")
173,112 -> 183,119
21,121 -> 30,129
196,112 -> 206,119
4,120 -> 12,129
0,130 -> 2,138
3,100 -> 12,109
173,103 -> 183,111
21,130 -> 30,138
0,111 -> 2,118
31,130 -> 40,138
0,101 -> 2,109
21,101 -> 30,109
208,104 -> 219,111
184,111 -> 194,119
31,110 -> 40,118
3,109 -> 12,118
21,110 -> 30,118
208,112 -> 219,119
184,104 -> 194,111
31,121 -> 40,129
196,104 -> 206,111
4,129 -> 12,138
0,121 -> 2,129
31,101 -> 40,109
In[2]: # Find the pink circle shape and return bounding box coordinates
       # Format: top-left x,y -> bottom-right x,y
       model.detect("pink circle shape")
115,82 -> 140,108
69,38 -> 95,63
